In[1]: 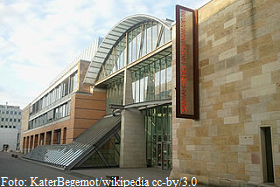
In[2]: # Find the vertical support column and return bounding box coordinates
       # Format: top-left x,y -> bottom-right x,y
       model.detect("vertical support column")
22,137 -> 25,154
120,69 -> 146,168
30,135 -> 34,151
44,132 -> 48,145
45,131 -> 51,145
123,69 -> 133,105
62,127 -> 67,144
39,133 -> 44,145
52,130 -> 56,145
34,134 -> 38,148
26,136 -> 30,153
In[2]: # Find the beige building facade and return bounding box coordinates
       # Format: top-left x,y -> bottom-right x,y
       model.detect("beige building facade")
170,0 -> 280,186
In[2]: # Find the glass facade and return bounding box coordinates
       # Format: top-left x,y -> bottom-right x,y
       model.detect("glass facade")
131,54 -> 172,103
28,101 -> 71,130
105,78 -> 124,114
144,104 -> 172,169
29,71 -> 77,116
79,131 -> 120,168
98,22 -> 171,80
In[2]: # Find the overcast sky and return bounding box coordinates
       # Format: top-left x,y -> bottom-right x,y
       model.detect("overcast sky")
0,0 -> 210,109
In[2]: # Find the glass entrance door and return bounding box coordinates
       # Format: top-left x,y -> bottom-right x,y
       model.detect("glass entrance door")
144,104 -> 172,170
157,142 -> 162,167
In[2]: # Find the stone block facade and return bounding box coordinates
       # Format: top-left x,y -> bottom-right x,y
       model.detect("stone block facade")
170,0 -> 280,186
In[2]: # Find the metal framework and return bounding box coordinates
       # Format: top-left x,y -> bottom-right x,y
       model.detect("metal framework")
83,14 -> 173,85
22,116 -> 121,170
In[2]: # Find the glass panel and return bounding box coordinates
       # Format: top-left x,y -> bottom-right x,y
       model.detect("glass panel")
147,23 -> 152,54
140,67 -> 145,102
131,30 -> 137,63
141,24 -> 147,57
112,48 -> 117,73
73,72 -> 77,91
160,57 -> 166,99
135,70 -> 140,103
162,105 -> 168,142
136,26 -> 141,59
128,32 -> 132,64
156,107 -> 162,142
159,24 -> 164,47
166,55 -> 172,99
119,37 -> 126,69
144,66 -> 149,101
132,71 -> 136,103
155,60 -> 160,100
152,22 -> 158,51
148,63 -> 155,101
164,27 -> 171,44
105,79 -> 123,115
144,105 -> 172,169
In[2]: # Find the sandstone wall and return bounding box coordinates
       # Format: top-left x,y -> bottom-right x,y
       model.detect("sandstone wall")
171,0 -> 280,186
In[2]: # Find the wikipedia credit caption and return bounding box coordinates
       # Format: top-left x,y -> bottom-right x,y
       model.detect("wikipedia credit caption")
1,176 -> 197,187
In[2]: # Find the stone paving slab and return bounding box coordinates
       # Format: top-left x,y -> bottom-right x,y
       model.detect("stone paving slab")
1,152 -> 210,186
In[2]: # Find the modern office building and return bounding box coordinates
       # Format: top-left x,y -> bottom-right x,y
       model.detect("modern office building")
20,39 -> 106,153
0,104 -> 22,151
21,0 -> 280,186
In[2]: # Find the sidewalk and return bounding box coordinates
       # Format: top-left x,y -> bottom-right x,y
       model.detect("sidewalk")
9,152 -> 210,186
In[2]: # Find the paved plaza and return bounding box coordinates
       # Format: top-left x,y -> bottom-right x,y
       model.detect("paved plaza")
0,152 -> 209,187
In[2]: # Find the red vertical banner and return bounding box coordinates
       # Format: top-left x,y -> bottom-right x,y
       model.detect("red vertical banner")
176,5 -> 199,119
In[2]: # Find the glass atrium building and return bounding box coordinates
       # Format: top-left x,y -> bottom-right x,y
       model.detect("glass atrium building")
20,0 -> 280,185
22,15 -> 174,170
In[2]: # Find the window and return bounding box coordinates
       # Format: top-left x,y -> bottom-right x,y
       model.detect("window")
55,108 -> 59,119
9,119 -> 12,122
5,126 -> 7,128
5,118 -> 8,122
6,111 -> 8,114
19,112 -> 21,115
131,54 -> 171,103
14,119 -> 16,122
0,125 -> 3,128
18,119 -> 20,122
1,118 -> 3,121
9,126 -> 11,128
47,110 -> 54,122
10,111 -> 13,115
261,127 -> 275,183
13,126 -> 16,128
14,111 -> 17,115
98,21 -> 171,81
155,60 -> 160,100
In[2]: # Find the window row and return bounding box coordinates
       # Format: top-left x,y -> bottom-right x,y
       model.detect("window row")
0,111 -> 21,115
1,118 -> 21,122
131,53 -> 172,103
105,79 -> 124,114
28,101 -> 71,130
0,125 -> 16,129
99,21 -> 171,80
30,71 -> 77,116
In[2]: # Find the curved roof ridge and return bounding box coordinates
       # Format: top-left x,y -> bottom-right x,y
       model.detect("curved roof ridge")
84,14 -> 174,85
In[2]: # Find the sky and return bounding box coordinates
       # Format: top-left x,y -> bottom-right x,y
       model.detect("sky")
0,0 -> 211,109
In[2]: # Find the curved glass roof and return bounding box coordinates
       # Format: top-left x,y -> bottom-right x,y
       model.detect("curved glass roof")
84,14 -> 173,85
